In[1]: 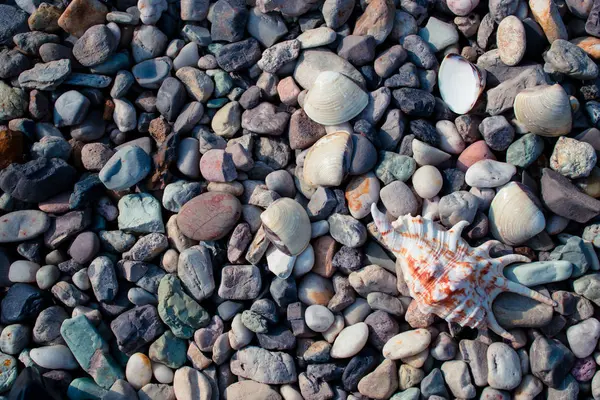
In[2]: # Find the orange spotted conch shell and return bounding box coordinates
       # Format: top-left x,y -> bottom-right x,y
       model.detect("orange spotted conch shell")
370,204 -> 556,343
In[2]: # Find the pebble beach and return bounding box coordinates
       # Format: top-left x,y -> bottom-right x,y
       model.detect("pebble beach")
1,0 -> 600,399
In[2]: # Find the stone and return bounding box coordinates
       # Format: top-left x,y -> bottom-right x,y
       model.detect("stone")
230,346 -> 297,384
0,81 -> 27,121
353,0 -> 395,44
149,331 -> 187,369
0,4 -> 28,45
57,0 -> 107,37
218,265 -> 262,300
419,16 -> 459,52
18,59 -> 71,91
506,133 -> 545,168
216,38 -> 262,72
327,214 -> 367,248
110,305 -> 165,355
118,194 -> 164,234
247,8 -> 287,48
544,39 -> 598,79
61,315 -> 124,389
173,366 -> 211,400
486,66 -> 548,116
125,353 -> 153,390
177,192 -> 241,241
175,67 -> 214,102
541,168 -> 600,223
504,261 -> 573,286
0,210 -> 50,244
566,318 -> 600,358
258,40 -> 301,73
487,342 -> 522,390
73,25 -> 117,68
550,136 -> 597,179
331,323 -> 369,359
158,274 -> 209,339
226,380 -> 282,400
530,336 -> 575,388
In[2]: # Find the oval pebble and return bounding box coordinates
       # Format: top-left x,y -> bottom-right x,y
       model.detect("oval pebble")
126,352 -> 153,390
331,322 -> 369,359
30,345 -> 78,370
177,192 -> 241,241
0,210 -> 50,243
304,305 -> 335,332
497,16 -> 526,66
465,159 -> 516,188
382,329 -> 432,360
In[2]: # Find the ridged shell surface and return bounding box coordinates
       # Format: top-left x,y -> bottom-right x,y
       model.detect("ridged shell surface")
261,198 -> 311,256
488,182 -> 546,246
303,71 -> 369,125
514,84 -> 572,137
303,131 -> 353,187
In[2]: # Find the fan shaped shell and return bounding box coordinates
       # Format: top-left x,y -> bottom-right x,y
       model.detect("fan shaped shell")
438,54 -> 486,115
513,84 -> 572,137
303,71 -> 369,125
260,198 -> 311,256
303,131 -> 353,187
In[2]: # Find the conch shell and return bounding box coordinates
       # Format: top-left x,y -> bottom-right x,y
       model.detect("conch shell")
513,84 -> 572,137
303,71 -> 369,125
261,198 -> 311,256
303,131 -> 353,187
488,182 -> 546,246
371,203 -> 556,343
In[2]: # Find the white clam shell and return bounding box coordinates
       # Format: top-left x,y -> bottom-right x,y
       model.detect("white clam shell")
438,54 -> 486,115
514,84 -> 572,137
261,198 -> 311,256
488,182 -> 546,246
303,131 -> 353,187
303,71 -> 369,125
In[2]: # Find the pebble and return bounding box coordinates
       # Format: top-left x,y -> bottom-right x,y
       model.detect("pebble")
465,160 -> 516,188
331,322 -> 369,359
383,329 -> 432,360
566,318 -> 600,358
497,16 -> 526,66
550,136 -> 597,179
177,192 -> 241,241
305,305 -> 335,332
488,342 -> 522,390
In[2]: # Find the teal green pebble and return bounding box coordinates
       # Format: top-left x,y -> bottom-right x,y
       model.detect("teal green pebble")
375,152 -> 417,185
148,330 -> 187,368
211,70 -> 233,97
157,274 -> 210,339
117,193 -> 164,234
61,315 -> 124,389
505,133 -> 545,168
504,260 -> 573,286
67,378 -> 107,400
0,352 -> 17,392
207,98 -> 230,108
391,388 -> 420,400
549,235 -> 600,278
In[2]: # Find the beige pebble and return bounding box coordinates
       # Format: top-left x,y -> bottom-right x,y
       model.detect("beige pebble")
497,16 -> 526,66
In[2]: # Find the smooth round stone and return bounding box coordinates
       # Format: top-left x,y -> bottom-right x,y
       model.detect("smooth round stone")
382,329 -> 432,360
99,145 -> 151,191
68,231 -> 100,265
465,160 -> 516,188
30,345 -> 78,370
36,264 -> 60,290
380,181 -> 419,218
457,140 -> 496,172
199,149 -> 237,183
330,322 -> 369,359
132,57 -> 173,89
293,244 -> 314,277
0,210 -> 50,243
298,273 -> 334,306
412,166 -> 443,199
174,42 -> 199,71
176,137 -> 201,178
152,362 -> 174,384
177,192 -> 241,241
72,268 -> 90,290
487,342 -> 522,390
497,16 -> 526,66
72,25 -> 117,67
506,133 -> 544,168
350,134 -> 378,175
126,352 -> 153,390
345,173 -> 380,219
436,120 -> 465,155
327,214 -> 367,248
504,261 -> 573,286
163,181 -> 203,213
297,27 -> 337,49
8,261 -> 40,283
174,366 -> 211,400
305,305 -> 335,332
567,318 -> 600,358
0,324 -> 29,355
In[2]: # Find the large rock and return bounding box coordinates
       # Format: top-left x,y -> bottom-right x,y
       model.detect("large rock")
176,192 -> 241,241
541,168 -> 600,223
110,305 -> 165,355
0,5 -> 28,45
230,346 -> 297,384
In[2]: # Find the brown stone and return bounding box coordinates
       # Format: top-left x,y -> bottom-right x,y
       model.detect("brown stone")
57,0 -> 108,37
353,0 -> 395,45
0,126 -> 23,169
288,109 -> 326,150
103,99 -> 115,121
28,3 -> 62,33
147,133 -> 177,190
572,36 -> 600,60
405,300 -> 435,328
312,235 -> 337,278
177,192 -> 242,241
149,116 -> 172,145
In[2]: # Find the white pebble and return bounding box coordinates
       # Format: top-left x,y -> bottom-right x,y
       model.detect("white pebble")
382,329 -> 432,360
331,322 -> 369,358
465,159 -> 516,188
9,261 -> 40,283
293,244 -> 314,278
153,362 -> 174,383
126,352 -> 153,390
30,345 -> 78,370
174,366 -> 212,400
305,305 -> 335,332
412,166 -> 443,199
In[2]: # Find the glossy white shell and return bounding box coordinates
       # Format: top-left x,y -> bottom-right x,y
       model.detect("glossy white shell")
303,131 -> 353,187
261,198 -> 311,256
438,54 -> 486,114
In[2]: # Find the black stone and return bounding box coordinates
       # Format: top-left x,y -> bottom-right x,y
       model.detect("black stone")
384,63 -> 420,88
342,348 -> 378,391
270,276 -> 298,309
210,0 -> 248,43
392,88 -> 435,117
587,0 -> 600,38
408,119 -> 439,146
110,304 -> 165,355
69,174 -> 104,209
421,368 -> 449,398
1,283 -> 51,324
332,246 -> 364,275
216,38 -> 262,72
402,34 -> 437,69
17,240 -> 43,264
257,326 -> 296,350
156,77 -> 187,122
306,363 -> 344,382
441,168 -> 467,195
0,5 -> 28,46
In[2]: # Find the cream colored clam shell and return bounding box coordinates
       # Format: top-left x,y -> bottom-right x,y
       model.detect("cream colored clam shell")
488,182 -> 546,246
303,71 -> 369,125
303,131 -> 353,187
260,198 -> 311,256
513,84 -> 572,137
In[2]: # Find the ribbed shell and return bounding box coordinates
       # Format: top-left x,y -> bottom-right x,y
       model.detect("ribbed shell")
513,84 -> 572,137
371,203 -> 556,343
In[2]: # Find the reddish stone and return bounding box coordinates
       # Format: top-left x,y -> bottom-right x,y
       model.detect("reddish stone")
177,192 -> 242,241
456,140 -> 496,172
311,235 -> 337,278
57,0 -> 108,37
0,126 -> 23,169
277,77 -> 301,106
288,109 -> 326,150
